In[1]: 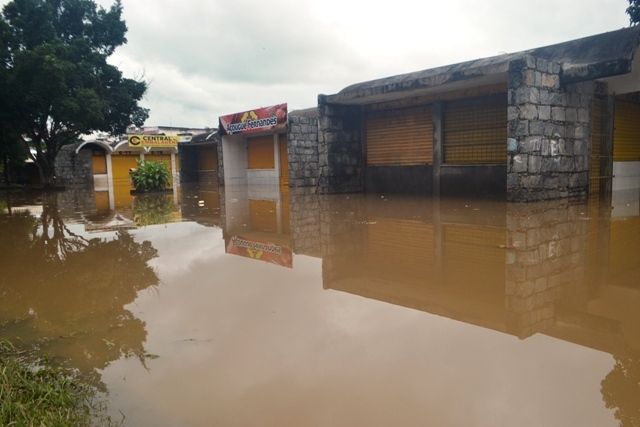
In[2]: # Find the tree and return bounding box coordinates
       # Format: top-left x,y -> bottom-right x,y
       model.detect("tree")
0,192 -> 160,382
627,0 -> 640,25
601,354 -> 640,426
0,0 -> 148,188
0,124 -> 28,184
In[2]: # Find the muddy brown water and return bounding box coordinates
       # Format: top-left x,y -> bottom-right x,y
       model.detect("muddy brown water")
1,186 -> 639,426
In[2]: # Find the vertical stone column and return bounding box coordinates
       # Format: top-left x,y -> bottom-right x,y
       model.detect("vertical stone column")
289,187 -> 322,255
504,200 -> 589,338
217,141 -> 225,187
317,95 -> 363,194
507,56 -> 594,202
288,115 -> 319,188
178,145 -> 199,182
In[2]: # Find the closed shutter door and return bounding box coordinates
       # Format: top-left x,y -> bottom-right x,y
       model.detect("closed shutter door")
442,225 -> 505,291
590,96 -> 604,200
280,134 -> 289,188
443,94 -> 507,164
92,152 -> 107,174
613,99 -> 640,162
366,105 -> 433,166
250,199 -> 278,233
111,153 -> 140,207
111,153 -> 140,188
198,147 -> 218,171
366,218 -> 434,281
145,153 -> 171,169
145,153 -> 173,188
281,192 -> 290,234
248,135 -> 275,169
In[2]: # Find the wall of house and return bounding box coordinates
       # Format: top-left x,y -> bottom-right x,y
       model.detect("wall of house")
178,145 -> 199,182
317,96 -> 363,194
289,187 -> 322,256
504,200 -> 590,338
364,165 -> 433,194
217,140 -> 225,187
613,161 -> 640,191
221,135 -> 248,186
507,56 -> 593,202
440,165 -> 507,196
288,115 -> 319,188
56,145 -> 94,191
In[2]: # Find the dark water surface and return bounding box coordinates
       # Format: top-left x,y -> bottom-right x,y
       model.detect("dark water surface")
1,186 -> 639,426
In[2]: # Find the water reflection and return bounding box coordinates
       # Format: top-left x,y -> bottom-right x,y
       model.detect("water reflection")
1,185 -> 639,425
0,192 -> 160,385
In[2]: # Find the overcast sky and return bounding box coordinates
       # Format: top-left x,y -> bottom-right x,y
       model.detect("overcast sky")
2,0 -> 633,129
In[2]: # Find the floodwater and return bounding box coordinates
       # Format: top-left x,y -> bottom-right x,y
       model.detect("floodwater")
1,185 -> 639,427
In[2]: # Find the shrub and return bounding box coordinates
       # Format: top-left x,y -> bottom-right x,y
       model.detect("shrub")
130,159 -> 172,192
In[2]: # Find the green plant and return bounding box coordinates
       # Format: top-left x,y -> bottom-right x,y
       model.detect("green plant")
0,339 -> 118,426
130,159 -> 172,192
132,194 -> 175,226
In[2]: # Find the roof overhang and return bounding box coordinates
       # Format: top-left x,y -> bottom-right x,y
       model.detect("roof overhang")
325,26 -> 640,106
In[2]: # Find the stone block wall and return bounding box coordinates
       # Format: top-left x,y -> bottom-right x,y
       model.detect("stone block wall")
504,200 -> 589,338
317,96 -> 363,194
289,187 -> 322,255
288,115 -> 319,188
56,144 -> 94,191
178,145 -> 199,182
320,193 -> 366,283
217,141 -> 225,187
507,56 -> 594,202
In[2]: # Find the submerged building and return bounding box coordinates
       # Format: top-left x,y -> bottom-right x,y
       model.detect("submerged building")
216,26 -> 640,203
311,26 -> 640,202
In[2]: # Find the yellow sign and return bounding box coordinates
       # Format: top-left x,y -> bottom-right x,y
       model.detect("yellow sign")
128,135 -> 179,148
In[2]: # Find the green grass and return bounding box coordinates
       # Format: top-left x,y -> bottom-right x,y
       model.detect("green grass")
0,339 -> 118,427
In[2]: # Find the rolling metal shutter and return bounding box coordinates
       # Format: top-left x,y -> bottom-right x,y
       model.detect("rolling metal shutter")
198,146 -> 218,171
250,199 -> 278,233
248,135 -> 275,169
442,225 -> 505,291
613,98 -> 640,162
366,105 -> 433,166
590,96 -> 604,201
279,134 -> 289,188
92,151 -> 107,174
366,218 -> 434,280
111,152 -> 140,188
443,94 -> 507,164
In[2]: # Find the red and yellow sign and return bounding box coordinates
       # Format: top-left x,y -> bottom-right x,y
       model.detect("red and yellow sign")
219,103 -> 287,136
226,235 -> 293,268
128,135 -> 180,148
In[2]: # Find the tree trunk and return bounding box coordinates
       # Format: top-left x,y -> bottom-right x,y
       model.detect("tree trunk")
35,153 -> 57,188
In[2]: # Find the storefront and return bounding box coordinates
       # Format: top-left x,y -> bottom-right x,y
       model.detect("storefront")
219,103 -> 288,193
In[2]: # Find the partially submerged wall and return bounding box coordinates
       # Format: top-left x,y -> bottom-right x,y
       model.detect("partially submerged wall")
317,96 -> 363,194
507,56 -> 593,202
288,114 -> 319,188
56,144 -> 94,191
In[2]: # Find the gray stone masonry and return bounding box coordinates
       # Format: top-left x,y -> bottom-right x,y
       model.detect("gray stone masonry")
319,193 -> 366,283
178,145 -> 199,183
504,200 -> 589,338
317,96 -> 363,194
507,56 -> 593,202
56,145 -> 94,192
289,187 -> 322,255
288,115 -> 319,188
217,141 -> 225,187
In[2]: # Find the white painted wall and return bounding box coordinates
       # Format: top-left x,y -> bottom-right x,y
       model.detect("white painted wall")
222,134 -> 248,186
613,161 -> 640,191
